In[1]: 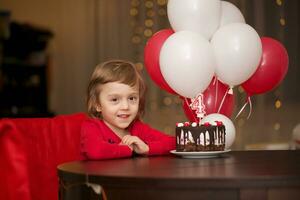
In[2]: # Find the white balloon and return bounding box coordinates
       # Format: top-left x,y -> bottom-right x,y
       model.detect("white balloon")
201,113 -> 236,149
167,0 -> 221,40
220,1 -> 245,26
211,23 -> 262,86
160,31 -> 215,98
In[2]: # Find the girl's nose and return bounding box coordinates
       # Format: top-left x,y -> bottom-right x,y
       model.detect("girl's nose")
120,99 -> 129,109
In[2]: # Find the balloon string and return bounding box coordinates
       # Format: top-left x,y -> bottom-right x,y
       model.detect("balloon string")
214,78 -> 218,110
184,97 -> 198,123
234,101 -> 249,120
212,76 -> 217,85
217,87 -> 229,113
247,96 -> 252,119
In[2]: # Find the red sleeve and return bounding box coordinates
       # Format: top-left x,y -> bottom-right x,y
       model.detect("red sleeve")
131,121 -> 175,156
80,120 -> 132,160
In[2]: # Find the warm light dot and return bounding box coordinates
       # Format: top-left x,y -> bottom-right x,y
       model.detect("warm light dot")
145,19 -> 154,27
280,18 -> 286,26
238,86 -> 244,93
157,0 -> 167,6
145,1 -> 154,8
146,10 -> 155,17
274,123 -> 281,131
275,100 -> 282,109
276,0 -> 282,6
163,97 -> 172,106
238,118 -> 245,127
150,101 -> 158,111
135,62 -> 144,71
131,0 -> 140,7
144,29 -> 153,37
130,8 -> 138,16
131,35 -> 141,44
158,8 -> 167,16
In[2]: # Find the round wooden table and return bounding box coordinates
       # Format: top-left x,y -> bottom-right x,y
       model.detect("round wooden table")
57,150 -> 300,200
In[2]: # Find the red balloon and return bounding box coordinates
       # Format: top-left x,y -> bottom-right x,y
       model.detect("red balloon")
144,29 -> 176,94
181,79 -> 235,122
242,37 -> 289,96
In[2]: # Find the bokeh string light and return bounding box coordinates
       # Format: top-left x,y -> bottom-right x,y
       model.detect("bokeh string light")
273,0 -> 286,133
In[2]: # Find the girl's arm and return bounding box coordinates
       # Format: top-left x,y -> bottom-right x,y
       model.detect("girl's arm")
132,121 -> 176,156
121,135 -> 149,155
80,121 -> 132,160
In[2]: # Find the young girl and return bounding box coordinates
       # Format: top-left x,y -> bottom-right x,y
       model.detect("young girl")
80,59 -> 175,160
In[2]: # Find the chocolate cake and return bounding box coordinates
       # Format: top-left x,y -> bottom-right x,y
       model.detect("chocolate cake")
176,122 -> 226,152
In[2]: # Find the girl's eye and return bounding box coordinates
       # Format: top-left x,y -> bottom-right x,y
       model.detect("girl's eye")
129,96 -> 138,102
110,98 -> 119,103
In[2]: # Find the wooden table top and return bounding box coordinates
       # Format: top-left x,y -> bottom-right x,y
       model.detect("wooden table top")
57,150 -> 300,189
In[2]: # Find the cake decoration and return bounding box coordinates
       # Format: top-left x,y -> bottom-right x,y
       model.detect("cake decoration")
176,122 -> 226,152
203,122 -> 211,127
184,122 -> 190,126
190,93 -> 206,119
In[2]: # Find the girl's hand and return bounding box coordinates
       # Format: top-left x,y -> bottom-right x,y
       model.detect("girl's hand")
121,135 -> 149,155
121,143 -> 133,151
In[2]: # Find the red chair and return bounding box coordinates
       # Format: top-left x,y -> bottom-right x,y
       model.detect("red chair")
0,113 -> 88,200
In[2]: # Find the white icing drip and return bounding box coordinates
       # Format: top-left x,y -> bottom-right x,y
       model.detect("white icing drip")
180,130 -> 184,145
214,127 -> 219,145
185,132 -> 188,144
188,131 -> 195,143
199,132 -> 204,145
205,130 -> 210,145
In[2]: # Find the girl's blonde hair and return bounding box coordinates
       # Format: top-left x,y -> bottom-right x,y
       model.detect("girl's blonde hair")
87,60 -> 146,119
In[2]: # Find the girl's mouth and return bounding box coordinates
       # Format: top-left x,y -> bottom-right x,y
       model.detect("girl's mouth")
118,114 -> 130,118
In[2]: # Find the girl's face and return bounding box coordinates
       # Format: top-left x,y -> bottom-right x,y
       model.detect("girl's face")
96,82 -> 139,133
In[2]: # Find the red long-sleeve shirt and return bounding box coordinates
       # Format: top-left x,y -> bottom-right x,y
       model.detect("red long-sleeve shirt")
80,118 -> 175,160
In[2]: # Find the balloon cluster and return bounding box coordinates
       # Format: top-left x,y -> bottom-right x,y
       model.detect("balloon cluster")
144,0 -> 289,147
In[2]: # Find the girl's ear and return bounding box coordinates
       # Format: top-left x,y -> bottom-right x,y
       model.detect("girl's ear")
95,104 -> 101,112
